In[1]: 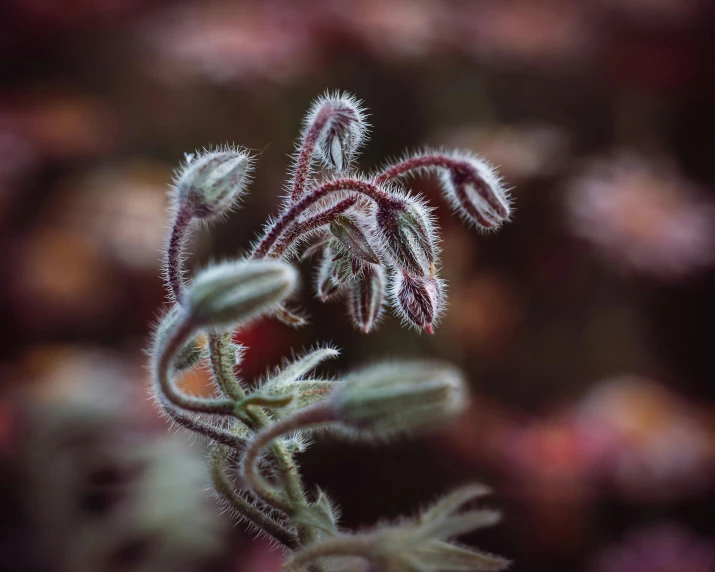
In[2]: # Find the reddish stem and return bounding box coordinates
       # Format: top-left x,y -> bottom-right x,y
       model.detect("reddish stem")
374,154 -> 463,185
269,195 -> 358,258
252,178 -> 401,260
290,106 -> 331,204
165,202 -> 193,303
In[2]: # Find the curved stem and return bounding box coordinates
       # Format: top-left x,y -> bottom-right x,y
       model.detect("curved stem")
290,106 -> 331,204
154,311 -> 237,415
287,534 -> 375,571
208,331 -> 245,401
268,195 -> 358,259
242,402 -> 336,519
210,445 -> 299,550
165,202 -> 194,303
253,178 -> 401,259
163,404 -> 246,449
374,154 -> 464,186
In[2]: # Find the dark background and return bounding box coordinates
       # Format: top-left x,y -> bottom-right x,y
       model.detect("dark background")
1,1 -> 714,571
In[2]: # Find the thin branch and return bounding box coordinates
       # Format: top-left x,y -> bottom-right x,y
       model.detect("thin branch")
290,106 -> 331,203
163,404 -> 247,449
210,445 -> 299,550
269,195 -> 359,259
374,154 -> 462,186
153,312 -> 237,416
242,402 -> 335,510
164,201 -> 194,303
252,178 -> 401,259
208,331 -> 245,401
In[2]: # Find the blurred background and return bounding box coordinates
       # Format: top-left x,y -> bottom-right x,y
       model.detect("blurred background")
1,0 -> 715,571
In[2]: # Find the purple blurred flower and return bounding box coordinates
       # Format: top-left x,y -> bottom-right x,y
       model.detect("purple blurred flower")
591,525 -> 715,572
565,153 -> 715,280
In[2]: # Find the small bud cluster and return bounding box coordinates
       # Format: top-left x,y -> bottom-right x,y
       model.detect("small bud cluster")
147,91 -> 512,571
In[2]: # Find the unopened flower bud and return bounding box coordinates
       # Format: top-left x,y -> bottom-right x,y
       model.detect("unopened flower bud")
316,243 -> 364,301
331,361 -> 468,438
329,213 -> 381,265
186,259 -> 298,329
173,147 -> 253,220
348,264 -> 385,333
310,93 -> 368,173
377,198 -> 438,276
392,272 -> 444,334
439,153 -> 511,230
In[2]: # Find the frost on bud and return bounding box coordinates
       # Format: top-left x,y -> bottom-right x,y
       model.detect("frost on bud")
153,304 -> 204,371
377,198 -> 438,276
173,147 -> 253,220
392,272 -> 444,334
329,213 -> 381,265
348,263 -> 385,333
310,93 -> 368,173
185,259 -> 298,329
439,154 -> 511,230
331,361 -> 468,438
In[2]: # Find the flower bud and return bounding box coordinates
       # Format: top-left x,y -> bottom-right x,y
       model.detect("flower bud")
310,93 -> 368,173
316,243 -> 363,301
376,198 -> 438,276
173,147 -> 253,220
331,361 -> 468,438
329,213 -> 381,265
348,263 -> 385,333
392,272 -> 444,334
186,259 -> 298,329
439,153 -> 511,230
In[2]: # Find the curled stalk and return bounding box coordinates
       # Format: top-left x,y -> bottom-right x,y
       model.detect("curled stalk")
252,178 -> 401,260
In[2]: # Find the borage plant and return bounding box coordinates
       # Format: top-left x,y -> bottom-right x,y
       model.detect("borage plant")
150,92 -> 512,572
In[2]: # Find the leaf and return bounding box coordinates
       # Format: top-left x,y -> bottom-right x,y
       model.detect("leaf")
415,540 -> 510,571
421,485 -> 492,524
262,346 -> 340,390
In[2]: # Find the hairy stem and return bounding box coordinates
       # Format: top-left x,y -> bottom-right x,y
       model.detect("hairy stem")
162,404 -> 246,449
154,312 -> 237,415
374,154 -> 465,186
165,201 -> 194,303
253,178 -> 401,259
208,331 -> 245,401
287,534 -> 375,571
210,445 -> 299,549
243,402 -> 335,510
290,106 -> 331,204
269,195 -> 359,259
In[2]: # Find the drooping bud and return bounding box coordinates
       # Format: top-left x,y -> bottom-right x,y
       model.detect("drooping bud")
329,213 -> 381,265
173,147 -> 253,220
153,304 -> 205,371
186,259 -> 298,329
309,93 -> 368,173
392,271 -> 444,333
316,243 -> 359,301
331,360 -> 468,438
348,263 -> 385,333
439,153 -> 511,230
376,197 -> 438,276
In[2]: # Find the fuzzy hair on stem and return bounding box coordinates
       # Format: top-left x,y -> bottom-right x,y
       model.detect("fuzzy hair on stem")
148,91 -> 513,571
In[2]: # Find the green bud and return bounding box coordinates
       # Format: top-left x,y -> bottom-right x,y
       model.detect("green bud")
329,214 -> 381,265
331,361 -> 468,438
174,148 -> 253,220
186,259 -> 298,329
